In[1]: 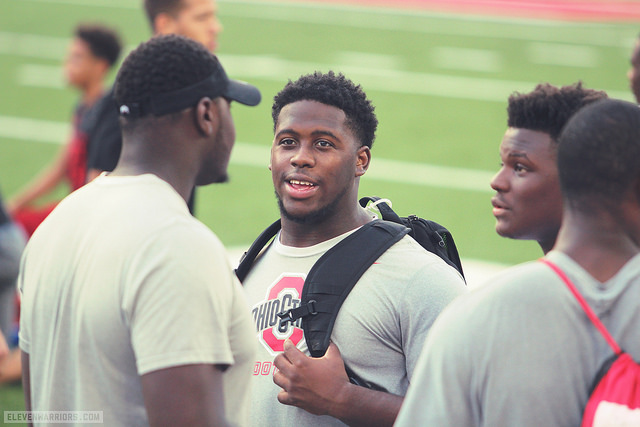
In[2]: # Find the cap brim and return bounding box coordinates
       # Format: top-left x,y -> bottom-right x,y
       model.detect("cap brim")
225,79 -> 261,106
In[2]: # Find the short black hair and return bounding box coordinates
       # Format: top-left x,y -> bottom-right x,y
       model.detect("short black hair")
507,82 -> 607,141
74,24 -> 122,67
144,0 -> 184,30
272,71 -> 378,148
114,34 -> 219,126
558,99 -> 640,212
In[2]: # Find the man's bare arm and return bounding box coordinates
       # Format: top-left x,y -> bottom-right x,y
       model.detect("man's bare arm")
141,363 -> 230,427
21,351 -> 32,427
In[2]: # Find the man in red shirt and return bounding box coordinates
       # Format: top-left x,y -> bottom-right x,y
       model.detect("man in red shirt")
9,24 -> 121,236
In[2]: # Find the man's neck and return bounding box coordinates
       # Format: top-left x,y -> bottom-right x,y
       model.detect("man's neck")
81,80 -> 105,107
553,210 -> 640,282
279,207 -> 374,248
111,132 -> 198,205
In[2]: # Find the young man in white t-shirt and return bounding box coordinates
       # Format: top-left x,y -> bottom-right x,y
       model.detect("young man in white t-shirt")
242,71 -> 466,426
19,34 -> 261,426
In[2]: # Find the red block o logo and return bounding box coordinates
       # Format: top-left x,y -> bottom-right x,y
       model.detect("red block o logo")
259,275 -> 305,354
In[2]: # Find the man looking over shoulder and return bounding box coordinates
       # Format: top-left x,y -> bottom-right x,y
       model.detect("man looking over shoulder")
242,71 -> 466,426
19,35 -> 260,426
490,82 -> 607,254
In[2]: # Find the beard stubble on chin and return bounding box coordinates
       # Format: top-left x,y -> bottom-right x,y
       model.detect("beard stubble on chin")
275,186 -> 349,225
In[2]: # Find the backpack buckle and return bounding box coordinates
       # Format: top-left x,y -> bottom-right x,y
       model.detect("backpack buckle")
277,300 -> 318,328
277,309 -> 295,328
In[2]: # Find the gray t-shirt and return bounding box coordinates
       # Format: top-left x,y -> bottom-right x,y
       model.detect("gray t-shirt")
395,251 -> 640,427
243,228 -> 467,426
19,175 -> 255,426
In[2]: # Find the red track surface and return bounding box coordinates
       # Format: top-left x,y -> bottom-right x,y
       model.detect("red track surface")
286,0 -> 640,22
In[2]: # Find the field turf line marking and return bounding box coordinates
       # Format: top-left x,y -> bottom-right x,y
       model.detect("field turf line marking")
11,52 -> 633,102
0,115 -> 494,193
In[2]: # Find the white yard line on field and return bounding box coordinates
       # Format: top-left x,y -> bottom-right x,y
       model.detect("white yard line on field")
14,53 -> 634,103
0,114 -> 495,193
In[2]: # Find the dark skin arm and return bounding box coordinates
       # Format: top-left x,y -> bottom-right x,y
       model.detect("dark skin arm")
273,340 -> 403,427
25,355 -> 231,426
141,364 -> 230,427
21,351 -> 33,427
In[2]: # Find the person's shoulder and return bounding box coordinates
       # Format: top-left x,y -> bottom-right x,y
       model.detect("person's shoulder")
80,87 -> 118,131
446,259 -> 563,316
157,214 -> 223,250
369,235 -> 466,301
381,234 -> 463,277
383,234 -> 447,262
92,88 -> 117,118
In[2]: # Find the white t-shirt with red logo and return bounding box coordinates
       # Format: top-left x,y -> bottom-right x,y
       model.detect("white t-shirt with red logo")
243,226 -> 467,426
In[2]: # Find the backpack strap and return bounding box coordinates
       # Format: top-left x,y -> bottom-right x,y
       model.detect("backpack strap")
278,220 -> 410,357
539,258 -> 622,355
360,196 -> 403,223
235,219 -> 281,283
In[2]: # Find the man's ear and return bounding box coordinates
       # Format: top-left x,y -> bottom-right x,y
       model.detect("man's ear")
154,13 -> 177,35
194,97 -> 218,137
355,145 -> 371,177
268,140 -> 276,171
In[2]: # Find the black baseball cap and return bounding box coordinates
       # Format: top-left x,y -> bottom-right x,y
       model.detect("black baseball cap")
119,55 -> 261,118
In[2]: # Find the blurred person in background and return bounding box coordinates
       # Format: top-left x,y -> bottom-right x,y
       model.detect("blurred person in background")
144,0 -> 222,53
87,0 -> 223,214
490,82 -> 607,254
9,23 -> 122,237
0,189 -> 25,384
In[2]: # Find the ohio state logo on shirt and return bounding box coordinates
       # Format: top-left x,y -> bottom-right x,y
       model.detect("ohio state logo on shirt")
252,274 -> 305,355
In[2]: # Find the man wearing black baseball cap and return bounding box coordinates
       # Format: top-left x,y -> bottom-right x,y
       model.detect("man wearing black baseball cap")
19,35 -> 260,426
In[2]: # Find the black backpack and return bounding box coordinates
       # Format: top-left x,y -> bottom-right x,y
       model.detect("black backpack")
235,197 -> 464,360
358,196 -> 464,277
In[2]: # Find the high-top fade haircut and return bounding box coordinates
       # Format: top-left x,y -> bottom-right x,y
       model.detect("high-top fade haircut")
114,34 -> 219,129
75,23 -> 122,67
144,0 -> 184,31
507,82 -> 608,141
558,99 -> 640,213
272,71 -> 378,148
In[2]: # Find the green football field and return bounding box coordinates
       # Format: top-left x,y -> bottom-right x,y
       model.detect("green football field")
0,0 -> 638,417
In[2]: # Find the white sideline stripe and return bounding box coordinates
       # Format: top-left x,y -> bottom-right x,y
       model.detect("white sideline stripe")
12,0 -> 634,47
0,115 -> 70,143
11,51 -> 633,102
0,115 -> 495,193
17,64 -> 65,88
527,42 -> 598,68
431,47 -> 503,73
217,54 -> 632,102
0,32 -> 68,60
226,247 -> 508,288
